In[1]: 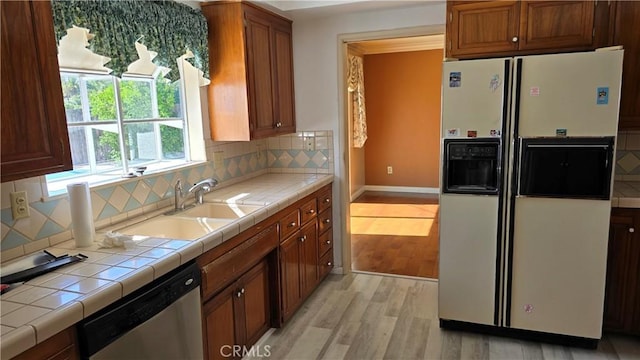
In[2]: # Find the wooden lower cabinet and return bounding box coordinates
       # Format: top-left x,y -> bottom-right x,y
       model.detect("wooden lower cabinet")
11,327 -> 78,360
280,221 -> 318,322
604,208 -> 640,335
202,260 -> 270,360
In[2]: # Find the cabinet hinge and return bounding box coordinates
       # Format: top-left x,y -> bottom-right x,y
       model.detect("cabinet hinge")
593,27 -> 596,39
449,11 -> 452,23
448,40 -> 451,50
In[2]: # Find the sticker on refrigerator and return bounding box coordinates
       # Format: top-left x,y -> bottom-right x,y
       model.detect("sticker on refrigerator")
529,87 -> 540,96
449,72 -> 461,88
524,304 -> 534,314
490,129 -> 501,137
467,130 -> 477,138
556,128 -> 567,137
597,87 -> 609,105
446,128 -> 460,137
489,74 -> 501,92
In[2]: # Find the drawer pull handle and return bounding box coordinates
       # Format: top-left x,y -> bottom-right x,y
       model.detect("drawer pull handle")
289,222 -> 296,227
324,198 -> 330,203
308,209 -> 315,214
324,219 -> 331,224
327,262 -> 332,266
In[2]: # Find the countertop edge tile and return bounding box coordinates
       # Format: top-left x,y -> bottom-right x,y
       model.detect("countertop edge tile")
0,325 -> 36,359
30,302 -> 83,344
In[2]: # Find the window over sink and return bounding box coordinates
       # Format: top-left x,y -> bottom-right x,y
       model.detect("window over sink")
46,71 -> 189,195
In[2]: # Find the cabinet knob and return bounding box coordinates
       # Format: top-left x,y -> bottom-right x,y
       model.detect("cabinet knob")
629,227 -> 635,233
326,240 -> 331,245
241,288 -> 245,294
300,235 -> 307,242
275,122 -> 282,128
324,198 -> 330,203
512,36 -> 518,43
324,219 -> 331,224
289,221 -> 296,227
308,209 -> 315,214
327,262 -> 332,266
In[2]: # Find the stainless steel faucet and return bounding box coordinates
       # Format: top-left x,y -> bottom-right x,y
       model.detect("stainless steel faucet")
188,178 -> 219,205
173,178 -> 219,212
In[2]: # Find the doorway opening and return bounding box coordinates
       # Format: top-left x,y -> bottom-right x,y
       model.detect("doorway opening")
341,29 -> 444,279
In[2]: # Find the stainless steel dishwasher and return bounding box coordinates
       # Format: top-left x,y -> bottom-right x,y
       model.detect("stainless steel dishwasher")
77,261 -> 203,360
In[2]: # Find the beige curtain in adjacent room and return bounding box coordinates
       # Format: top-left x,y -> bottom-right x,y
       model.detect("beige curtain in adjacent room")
347,54 -> 368,148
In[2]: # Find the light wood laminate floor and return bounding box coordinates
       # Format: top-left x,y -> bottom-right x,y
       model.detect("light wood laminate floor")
250,273 -> 640,360
351,192 -> 439,279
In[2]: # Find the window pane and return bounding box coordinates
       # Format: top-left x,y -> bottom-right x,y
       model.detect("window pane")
157,80 -> 182,118
87,78 -> 117,121
125,123 -> 157,164
160,121 -> 185,159
121,79 -> 153,120
68,125 -> 121,173
61,74 -> 83,123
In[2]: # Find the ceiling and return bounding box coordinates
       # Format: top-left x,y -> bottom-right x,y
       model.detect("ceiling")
247,0 -> 442,20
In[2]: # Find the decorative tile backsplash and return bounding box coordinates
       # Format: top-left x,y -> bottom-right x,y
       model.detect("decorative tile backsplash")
615,131 -> 640,181
1,131 -> 333,259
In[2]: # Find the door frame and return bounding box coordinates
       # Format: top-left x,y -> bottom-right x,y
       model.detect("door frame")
336,25 -> 445,274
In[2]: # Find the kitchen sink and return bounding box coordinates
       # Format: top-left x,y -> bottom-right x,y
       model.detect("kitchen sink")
177,203 -> 263,219
118,216 -> 233,240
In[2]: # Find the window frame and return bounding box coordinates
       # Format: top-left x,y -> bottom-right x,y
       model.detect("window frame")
46,70 -> 191,195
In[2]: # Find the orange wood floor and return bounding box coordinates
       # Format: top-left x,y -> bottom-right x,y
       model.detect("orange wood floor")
350,191 -> 440,279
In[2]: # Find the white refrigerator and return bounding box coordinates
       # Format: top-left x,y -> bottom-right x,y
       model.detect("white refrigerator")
438,49 -> 624,346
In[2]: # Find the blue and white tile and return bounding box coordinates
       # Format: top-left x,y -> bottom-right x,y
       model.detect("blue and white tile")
49,199 -> 71,229
108,186 -> 130,212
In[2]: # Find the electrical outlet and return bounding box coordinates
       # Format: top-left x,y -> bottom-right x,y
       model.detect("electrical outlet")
387,166 -> 393,175
305,137 -> 315,151
10,191 -> 30,220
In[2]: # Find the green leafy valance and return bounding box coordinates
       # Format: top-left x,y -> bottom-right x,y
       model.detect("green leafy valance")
52,0 -> 209,82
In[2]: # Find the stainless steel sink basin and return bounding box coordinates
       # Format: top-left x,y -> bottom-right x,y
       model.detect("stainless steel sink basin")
118,216 -> 233,240
178,203 -> 263,219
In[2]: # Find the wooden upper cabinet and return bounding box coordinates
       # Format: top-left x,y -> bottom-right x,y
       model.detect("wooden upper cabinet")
611,1 -> 640,130
1,0 -> 72,182
202,1 -> 296,141
519,1 -> 595,50
449,1 -> 520,56
447,1 -> 599,58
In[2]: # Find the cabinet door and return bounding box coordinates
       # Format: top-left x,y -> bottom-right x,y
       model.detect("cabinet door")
1,1 -> 72,182
272,21 -> 295,134
448,1 -> 520,57
603,210 -> 634,331
519,1 -> 595,51
239,260 -> 271,346
613,1 -> 640,130
300,221 -> 318,295
245,11 -> 276,139
203,284 -> 241,360
280,233 -> 301,320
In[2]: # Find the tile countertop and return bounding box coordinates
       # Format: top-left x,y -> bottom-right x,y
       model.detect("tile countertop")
0,173 -> 334,359
612,181 -> 640,208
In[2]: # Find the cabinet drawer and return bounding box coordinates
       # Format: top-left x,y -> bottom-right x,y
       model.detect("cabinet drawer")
318,208 -> 332,235
300,198 -> 317,225
280,208 -> 300,241
318,229 -> 332,258
317,186 -> 332,213
201,224 -> 278,300
319,250 -> 333,279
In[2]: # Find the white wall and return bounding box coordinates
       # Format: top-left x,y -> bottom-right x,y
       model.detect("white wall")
291,2 -> 446,270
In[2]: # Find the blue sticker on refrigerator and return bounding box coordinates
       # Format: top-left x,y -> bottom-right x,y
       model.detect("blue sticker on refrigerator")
597,87 -> 609,105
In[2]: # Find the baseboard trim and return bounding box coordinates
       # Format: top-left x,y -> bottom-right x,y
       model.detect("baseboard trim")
439,319 -> 599,349
351,269 -> 438,282
350,187 -> 367,202
363,185 -> 440,194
